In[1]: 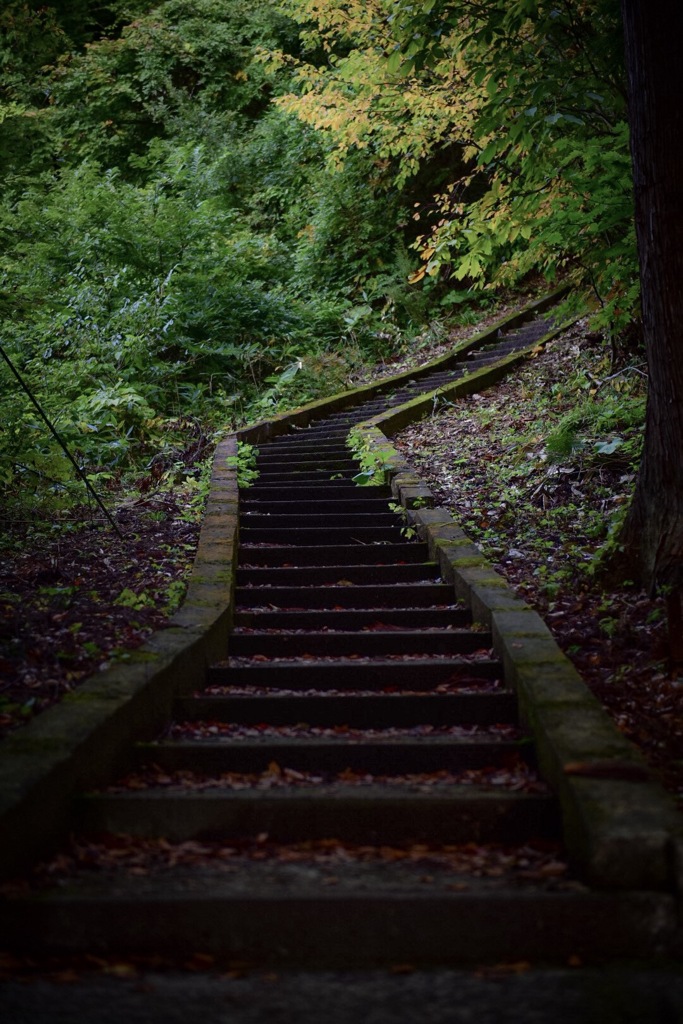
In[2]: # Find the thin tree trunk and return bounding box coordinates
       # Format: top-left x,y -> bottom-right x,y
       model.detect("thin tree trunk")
620,0 -> 683,593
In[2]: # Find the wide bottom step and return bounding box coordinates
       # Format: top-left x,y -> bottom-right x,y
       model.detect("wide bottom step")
2,880 -> 673,965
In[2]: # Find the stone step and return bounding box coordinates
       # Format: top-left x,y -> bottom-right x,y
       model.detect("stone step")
255,448 -> 353,462
315,405 -> 364,415
245,485 -> 393,500
245,471 -> 357,485
254,457 -> 359,471
249,451 -> 362,463
74,787 -> 555,844
228,629 -> 491,658
268,428 -> 351,440
399,381 -> 457,394
173,692 -> 516,726
259,441 -> 352,453
335,402 -> 386,412
238,526 -> 409,545
240,514 -> 399,529
236,563 -> 440,586
300,416 -> 358,424
231,607 -> 470,629
253,471 -> 362,483
233,583 -> 457,608
240,499 -> 396,514
207,658 -> 501,690
264,430 -> 357,443
134,736 -> 528,774
237,542 -> 430,567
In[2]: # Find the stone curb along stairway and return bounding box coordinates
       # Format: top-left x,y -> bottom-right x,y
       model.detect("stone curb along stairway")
1,300 -> 681,968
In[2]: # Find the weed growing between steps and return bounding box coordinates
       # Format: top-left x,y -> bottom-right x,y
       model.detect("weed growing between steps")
347,428 -> 387,487
393,320 -> 683,806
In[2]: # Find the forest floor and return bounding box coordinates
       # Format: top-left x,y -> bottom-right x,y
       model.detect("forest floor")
0,475 -> 203,739
1,310 -> 681,811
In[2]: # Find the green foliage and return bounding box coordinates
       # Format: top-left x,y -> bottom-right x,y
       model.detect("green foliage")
164,578 -> 187,614
347,428 -> 388,486
39,0 -> 298,174
388,500 -> 417,539
114,586 -> 154,609
0,0 -> 644,529
274,0 -> 639,333
0,139 -> 397,514
226,442 -> 260,488
0,4 -> 68,180
544,392 -> 645,464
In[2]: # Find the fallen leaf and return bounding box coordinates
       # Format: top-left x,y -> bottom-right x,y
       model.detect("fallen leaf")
563,760 -> 651,781
104,962 -> 138,978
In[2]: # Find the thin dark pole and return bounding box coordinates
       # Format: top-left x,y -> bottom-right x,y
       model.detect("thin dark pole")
0,344 -> 124,538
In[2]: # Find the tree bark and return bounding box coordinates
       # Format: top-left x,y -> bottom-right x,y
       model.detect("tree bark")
620,0 -> 683,593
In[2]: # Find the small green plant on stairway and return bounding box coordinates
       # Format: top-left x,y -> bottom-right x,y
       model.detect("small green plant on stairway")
347,428 -> 386,487
388,501 -> 418,540
352,467 -> 382,486
226,442 -> 260,489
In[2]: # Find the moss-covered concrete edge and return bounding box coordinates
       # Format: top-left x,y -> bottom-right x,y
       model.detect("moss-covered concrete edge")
357,315 -> 581,439
236,286 -> 570,447
0,436 -> 240,879
359,428 -> 683,893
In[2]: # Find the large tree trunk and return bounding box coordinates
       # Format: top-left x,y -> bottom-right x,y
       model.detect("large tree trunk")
620,0 -> 683,594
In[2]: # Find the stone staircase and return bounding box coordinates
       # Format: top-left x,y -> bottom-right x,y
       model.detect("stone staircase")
0,304 -> 679,968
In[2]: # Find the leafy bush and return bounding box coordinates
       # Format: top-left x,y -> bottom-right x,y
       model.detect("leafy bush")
5,0 -> 635,526
273,0 -> 639,334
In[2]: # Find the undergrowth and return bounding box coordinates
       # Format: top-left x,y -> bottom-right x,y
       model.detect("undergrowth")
417,327 -> 647,598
